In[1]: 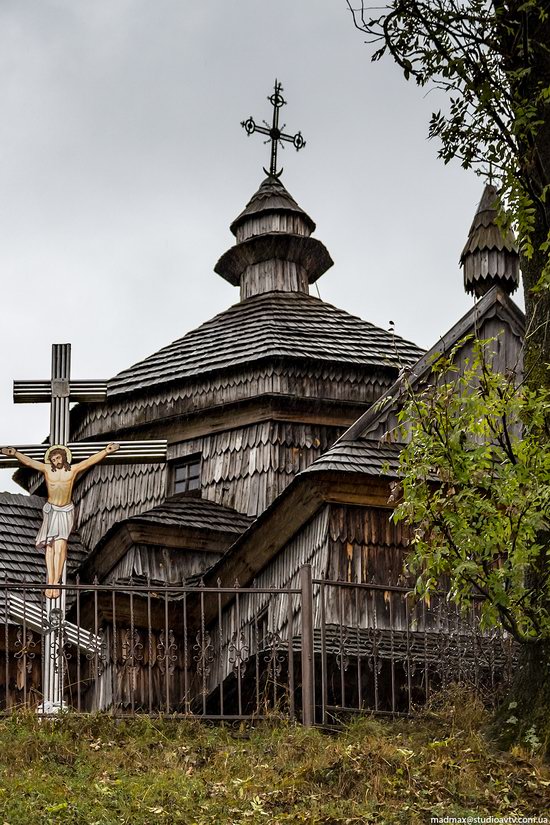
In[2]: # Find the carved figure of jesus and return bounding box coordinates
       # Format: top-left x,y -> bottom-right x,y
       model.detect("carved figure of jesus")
1,443 -> 119,598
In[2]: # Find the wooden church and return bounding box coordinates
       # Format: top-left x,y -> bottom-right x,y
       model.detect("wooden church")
0,102 -> 523,719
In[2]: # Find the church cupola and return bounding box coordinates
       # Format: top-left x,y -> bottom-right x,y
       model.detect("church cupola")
215,175 -> 333,299
460,183 -> 520,298
214,80 -> 333,300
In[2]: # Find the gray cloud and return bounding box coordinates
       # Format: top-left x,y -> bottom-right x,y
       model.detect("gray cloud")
0,0 -> 517,492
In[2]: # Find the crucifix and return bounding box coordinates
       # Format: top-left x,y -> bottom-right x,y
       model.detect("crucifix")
1,343 -> 167,712
241,79 -> 306,178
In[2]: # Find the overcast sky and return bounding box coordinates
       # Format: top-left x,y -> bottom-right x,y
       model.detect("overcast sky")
0,1 -> 521,493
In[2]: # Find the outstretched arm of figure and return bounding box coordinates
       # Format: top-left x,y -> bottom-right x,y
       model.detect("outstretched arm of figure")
1,447 -> 47,473
73,442 -> 120,476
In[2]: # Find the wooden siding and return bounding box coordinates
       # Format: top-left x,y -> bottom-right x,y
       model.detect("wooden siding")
84,623 -> 188,713
209,501 -> 414,692
209,506 -> 330,690
70,364 -> 394,443
235,213 -> 310,243
170,422 -> 344,517
240,260 -> 309,298
73,422 -> 344,550
327,505 -> 409,586
104,544 -> 223,585
73,463 -> 166,551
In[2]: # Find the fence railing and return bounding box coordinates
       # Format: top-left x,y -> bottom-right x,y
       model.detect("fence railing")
0,567 -> 517,723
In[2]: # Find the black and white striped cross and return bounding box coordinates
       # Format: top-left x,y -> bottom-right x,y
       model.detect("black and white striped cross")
0,343 -> 166,468
1,342 -> 166,713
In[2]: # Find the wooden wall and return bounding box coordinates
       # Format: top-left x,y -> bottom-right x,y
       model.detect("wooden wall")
235,213 -> 310,243
73,422 -> 344,551
103,544 -> 223,585
73,462 -> 166,551
208,506 -> 330,691
240,261 -> 309,298
326,505 -> 410,587
71,364 -> 392,442
170,422 -> 344,516
365,309 -> 524,442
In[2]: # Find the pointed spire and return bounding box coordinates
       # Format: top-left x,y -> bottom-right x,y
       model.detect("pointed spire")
460,184 -> 520,298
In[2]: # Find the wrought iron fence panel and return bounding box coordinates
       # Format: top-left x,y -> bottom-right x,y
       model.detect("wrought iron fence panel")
0,572 -> 516,723
311,579 -> 517,723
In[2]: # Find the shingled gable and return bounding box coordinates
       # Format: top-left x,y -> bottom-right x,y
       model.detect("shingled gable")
309,283 -> 525,469
0,492 -> 86,583
200,285 -> 525,595
79,494 -> 254,583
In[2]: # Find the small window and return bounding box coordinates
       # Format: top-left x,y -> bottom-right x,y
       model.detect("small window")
173,457 -> 201,494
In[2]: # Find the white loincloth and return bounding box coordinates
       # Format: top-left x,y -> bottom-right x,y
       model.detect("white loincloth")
35,502 -> 75,550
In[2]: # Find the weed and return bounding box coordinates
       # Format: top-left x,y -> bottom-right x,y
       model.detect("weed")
0,691 -> 547,824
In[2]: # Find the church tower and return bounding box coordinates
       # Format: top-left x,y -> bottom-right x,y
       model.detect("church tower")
65,168 -> 422,552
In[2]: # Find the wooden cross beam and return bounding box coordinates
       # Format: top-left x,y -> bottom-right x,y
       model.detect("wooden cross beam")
0,442 -> 166,469
0,343 -> 167,469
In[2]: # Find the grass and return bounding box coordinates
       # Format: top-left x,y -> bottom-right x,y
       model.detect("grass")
0,688 -> 548,824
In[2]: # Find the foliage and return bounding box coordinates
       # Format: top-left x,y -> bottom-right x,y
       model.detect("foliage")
346,0 -> 550,291
0,689 -> 548,824
392,338 -> 550,643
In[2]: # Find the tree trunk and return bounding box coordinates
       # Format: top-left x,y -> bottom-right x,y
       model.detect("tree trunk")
492,640 -> 550,756
520,171 -> 550,392
508,8 -> 550,755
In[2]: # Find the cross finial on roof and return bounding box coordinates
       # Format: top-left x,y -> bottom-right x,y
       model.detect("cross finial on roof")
241,80 -> 306,178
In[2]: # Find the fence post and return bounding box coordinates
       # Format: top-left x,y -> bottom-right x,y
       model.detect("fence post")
300,564 -> 315,726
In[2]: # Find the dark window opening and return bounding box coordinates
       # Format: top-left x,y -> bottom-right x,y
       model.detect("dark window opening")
173,457 -> 201,494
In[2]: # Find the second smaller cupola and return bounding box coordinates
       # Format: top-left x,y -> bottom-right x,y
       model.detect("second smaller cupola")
460,183 -> 520,298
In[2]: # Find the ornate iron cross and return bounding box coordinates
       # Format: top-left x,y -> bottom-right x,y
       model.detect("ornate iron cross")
241,80 -> 306,178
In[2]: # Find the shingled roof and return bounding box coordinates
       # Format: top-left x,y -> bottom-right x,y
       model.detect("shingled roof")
303,438 -> 401,477
0,492 -> 86,582
108,291 -> 424,396
460,184 -> 520,297
122,494 -> 254,534
230,176 -> 316,235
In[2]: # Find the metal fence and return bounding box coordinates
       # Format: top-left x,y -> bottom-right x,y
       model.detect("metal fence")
0,566 -> 516,723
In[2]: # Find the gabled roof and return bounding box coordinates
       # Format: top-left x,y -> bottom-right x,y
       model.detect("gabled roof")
108,291 -> 424,396
302,438 -> 401,477
80,494 -> 255,582
0,492 -> 86,582
307,286 -> 525,474
199,287 -> 525,594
